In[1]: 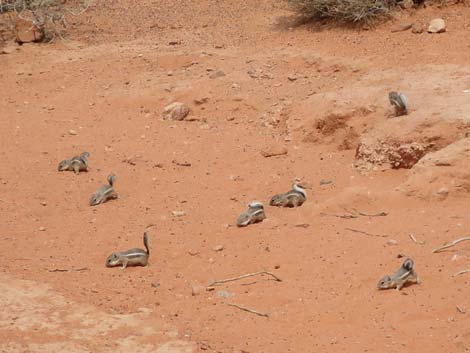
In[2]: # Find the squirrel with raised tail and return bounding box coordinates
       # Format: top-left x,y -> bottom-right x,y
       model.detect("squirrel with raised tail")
389,91 -> 408,117
377,258 -> 420,291
269,183 -> 307,208
106,225 -> 154,269
236,201 -> 266,227
58,152 -> 90,174
89,174 -> 118,206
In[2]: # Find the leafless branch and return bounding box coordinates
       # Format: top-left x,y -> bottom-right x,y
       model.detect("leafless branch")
48,267 -> 89,272
345,228 -> 389,238
432,237 -> 470,253
208,271 -> 282,287
350,208 -> 388,217
321,208 -> 387,219
226,302 -> 269,317
453,269 -> 470,277
320,212 -> 357,219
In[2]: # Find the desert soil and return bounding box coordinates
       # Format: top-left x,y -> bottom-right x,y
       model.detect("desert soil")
1,1 -> 470,352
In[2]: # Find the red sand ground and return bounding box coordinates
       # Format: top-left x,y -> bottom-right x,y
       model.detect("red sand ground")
1,1 -> 470,352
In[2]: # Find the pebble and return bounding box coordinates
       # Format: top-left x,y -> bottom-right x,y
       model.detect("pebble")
172,210 -> 186,217
428,18 -> 446,33
412,24 -> 424,34
38,227 -> 46,232
213,245 -> 224,252
191,282 -> 204,296
162,102 -> 190,121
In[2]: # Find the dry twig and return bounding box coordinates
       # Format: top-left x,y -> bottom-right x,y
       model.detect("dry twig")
408,233 -> 425,245
208,271 -> 282,287
432,237 -> 470,253
453,269 -> 470,277
320,212 -> 357,219
321,208 -> 387,219
345,228 -> 389,238
48,267 -> 89,272
350,208 -> 388,217
226,302 -> 269,317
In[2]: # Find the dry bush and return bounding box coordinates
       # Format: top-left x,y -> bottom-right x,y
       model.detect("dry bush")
0,0 -> 92,41
287,0 -> 398,24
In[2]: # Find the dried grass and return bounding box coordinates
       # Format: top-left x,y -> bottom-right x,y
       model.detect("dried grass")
287,0 -> 397,24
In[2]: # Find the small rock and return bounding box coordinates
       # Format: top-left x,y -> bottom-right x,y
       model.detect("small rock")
260,144 -> 288,158
274,264 -> 281,269
162,102 -> 190,121
213,245 -> 224,252
436,187 -> 449,195
209,70 -> 225,79
68,129 -> 78,136
428,18 -> 446,33
40,201 -> 47,206
188,250 -> 200,256
386,239 -> 398,246
38,227 -> 46,232
191,282 -> 204,296
412,24 -> 424,34
172,210 -> 186,217
435,187 -> 449,200
15,18 -> 44,43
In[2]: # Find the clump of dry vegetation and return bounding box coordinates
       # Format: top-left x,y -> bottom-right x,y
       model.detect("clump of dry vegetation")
287,0 -> 398,24
0,0 -> 92,41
